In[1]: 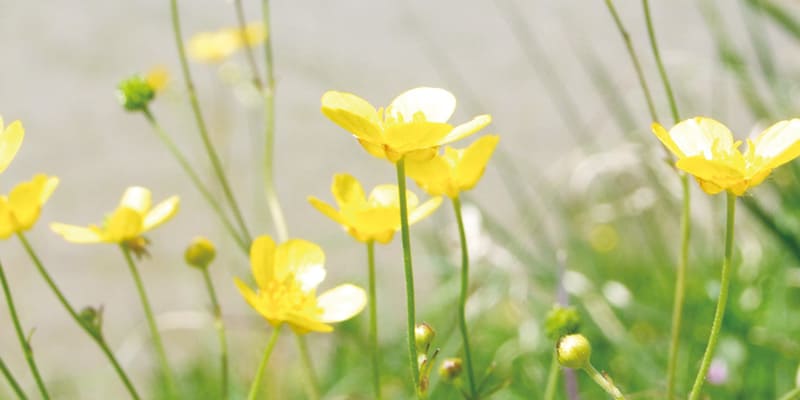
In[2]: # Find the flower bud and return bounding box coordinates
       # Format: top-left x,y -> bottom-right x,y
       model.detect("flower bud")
557,334 -> 591,369
79,306 -> 104,336
438,357 -> 463,383
415,322 -> 435,354
117,75 -> 155,112
545,305 -> 581,341
185,237 -> 216,269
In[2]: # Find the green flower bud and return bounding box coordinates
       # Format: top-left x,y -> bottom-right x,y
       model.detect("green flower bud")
557,334 -> 591,369
545,305 -> 581,341
117,75 -> 155,112
415,322 -> 436,354
185,237 -> 216,269
79,306 -> 104,336
438,357 -> 463,383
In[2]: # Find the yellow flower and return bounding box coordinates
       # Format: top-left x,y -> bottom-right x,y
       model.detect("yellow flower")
234,235 -> 367,334
0,116 -> 24,174
406,135 -> 500,198
308,174 -> 442,244
50,186 -> 179,245
0,174 -> 59,239
188,22 -> 267,63
145,66 -> 169,92
653,117 -> 800,195
321,87 -> 492,163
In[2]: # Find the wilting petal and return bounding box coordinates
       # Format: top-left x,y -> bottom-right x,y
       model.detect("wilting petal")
409,197 -> 443,225
332,173 -> 366,209
439,114 -> 492,146
0,119 -> 24,174
50,223 -> 105,243
142,196 -> 179,232
321,91 -> 383,142
274,239 -> 326,291
318,284 -> 367,323
119,187 -> 152,215
753,119 -> 800,169
388,87 -> 456,123
250,235 -> 277,289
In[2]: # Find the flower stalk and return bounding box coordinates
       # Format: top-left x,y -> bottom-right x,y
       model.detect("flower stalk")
452,196 -> 477,398
0,355 -> 26,400
247,325 -> 282,400
366,240 -> 383,399
296,334 -> 321,400
201,267 -> 229,400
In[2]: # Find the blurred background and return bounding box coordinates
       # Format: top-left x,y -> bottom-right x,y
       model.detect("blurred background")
2,0 -> 800,398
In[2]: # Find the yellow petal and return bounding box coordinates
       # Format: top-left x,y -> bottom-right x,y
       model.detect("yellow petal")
146,66 -> 169,92
50,223 -> 104,243
752,119 -> 800,169
142,196 -> 179,232
357,139 -> 389,160
285,311 -> 333,334
7,174 -> 59,231
439,114 -> 492,146
651,122 -> 685,158
106,207 -> 144,242
667,117 -> 735,157
0,119 -> 24,174
406,153 -> 452,197
331,174 -> 366,209
234,278 -> 261,313
695,178 -> 726,195
119,187 -> 152,215
317,284 -> 367,323
241,22 -> 267,47
387,87 -> 456,123
348,208 -> 400,237
368,185 -> 419,209
409,197 -> 443,225
454,135 -> 500,193
274,239 -> 326,292
0,200 -> 14,239
188,31 -> 239,63
250,235 -> 276,289
383,121 -> 453,152
676,156 -> 743,192
321,91 -> 382,142
308,197 -> 347,226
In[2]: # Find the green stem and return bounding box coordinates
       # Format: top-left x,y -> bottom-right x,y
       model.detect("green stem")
261,0 -> 289,242
17,234 -> 141,399
543,352 -> 560,400
583,363 -> 625,400
0,259 -> 49,400
201,268 -> 229,400
142,108 -> 248,253
0,355 -> 27,400
366,241 -> 382,400
452,196 -> 477,398
643,0 -> 680,123
666,175 -> 691,399
169,0 -> 253,244
233,0 -> 264,90
295,334 -> 320,400
779,386 -> 800,400
688,192 -> 736,400
120,246 -> 176,398
247,325 -> 282,400
396,158 -> 421,396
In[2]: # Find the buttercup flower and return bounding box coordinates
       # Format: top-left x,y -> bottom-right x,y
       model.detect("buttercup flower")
321,87 -> 492,163
406,135 -> 500,198
50,186 -> 179,246
0,174 -> 59,239
653,117 -> 800,195
145,66 -> 170,92
308,173 -> 442,243
0,116 -> 24,174
234,235 -> 366,334
188,22 -> 267,63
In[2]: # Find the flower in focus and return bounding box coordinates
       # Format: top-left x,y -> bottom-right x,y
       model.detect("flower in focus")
188,22 -> 267,63
406,135 -> 499,198
308,173 -> 442,243
321,87 -> 492,163
50,186 -> 179,251
234,235 -> 366,334
0,116 -> 24,174
0,174 -> 59,239
653,117 -> 800,195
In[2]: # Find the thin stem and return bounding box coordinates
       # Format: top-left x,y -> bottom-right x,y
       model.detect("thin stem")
261,0 -> 289,242
642,0 -> 679,123
295,334 -> 320,400
120,246 -> 176,398
583,363 -> 625,400
17,234 -> 141,399
666,176 -> 690,399
779,386 -> 800,400
366,241 -> 382,400
247,325 -> 282,400
543,352 -> 560,400
0,355 -> 27,400
396,158 -> 421,396
452,196 -> 477,398
233,0 -> 264,90
142,108 -> 248,253
0,260 -> 49,400
688,193 -> 736,400
201,268 -> 229,400
169,0 -> 253,244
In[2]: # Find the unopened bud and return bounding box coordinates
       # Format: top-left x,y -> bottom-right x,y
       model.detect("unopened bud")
79,306 -> 104,336
545,305 -> 581,341
415,322 -> 435,354
438,358 -> 463,383
557,334 -> 591,369
117,75 -> 155,111
185,237 -> 216,269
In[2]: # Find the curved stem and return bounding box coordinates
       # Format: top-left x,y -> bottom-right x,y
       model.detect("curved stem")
452,196 -> 477,398
0,260 -> 50,400
120,246 -> 176,398
247,325 -> 282,400
142,108 -> 248,253
17,234 -> 141,399
261,0 -> 289,242
583,363 -> 625,400
642,0 -> 680,123
543,352 -> 560,400
201,268 -> 229,400
295,334 -> 320,400
688,193 -> 736,400
169,0 -> 252,244
396,158 -> 421,396
667,175 -> 691,399
233,0 -> 264,90
0,355 -> 27,400
366,241 -> 382,399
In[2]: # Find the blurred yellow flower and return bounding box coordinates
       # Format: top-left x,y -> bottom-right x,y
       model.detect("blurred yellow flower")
234,235 -> 367,334
321,87 -> 492,163
653,117 -> 800,195
188,22 -> 267,63
0,174 -> 59,239
0,116 -> 24,174
406,135 -> 500,198
145,66 -> 169,92
308,174 -> 442,243
50,186 -> 179,245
